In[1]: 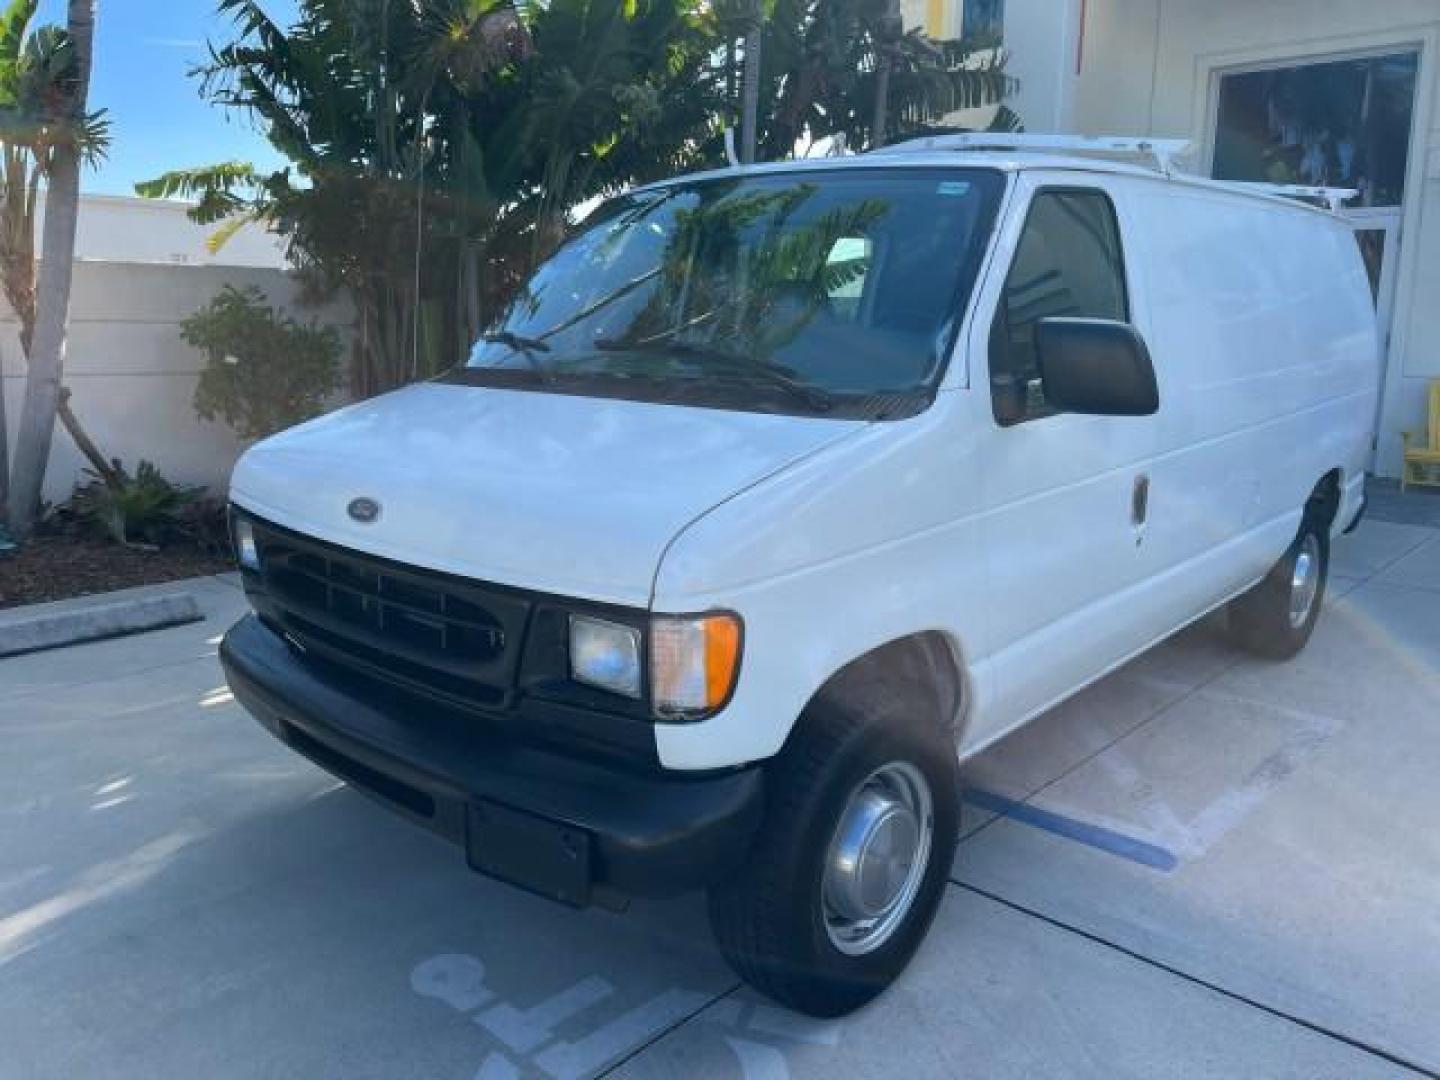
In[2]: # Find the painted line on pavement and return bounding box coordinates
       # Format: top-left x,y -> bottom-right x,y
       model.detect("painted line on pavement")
963,788 -> 1179,872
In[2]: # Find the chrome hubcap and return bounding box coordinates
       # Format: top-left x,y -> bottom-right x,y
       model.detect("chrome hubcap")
1289,534 -> 1322,629
823,761 -> 934,956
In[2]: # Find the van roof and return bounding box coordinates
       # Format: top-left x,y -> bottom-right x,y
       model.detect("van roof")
634,148 -> 1347,221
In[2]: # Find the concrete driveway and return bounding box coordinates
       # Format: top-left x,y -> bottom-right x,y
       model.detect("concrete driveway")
2,519 -> 1438,1079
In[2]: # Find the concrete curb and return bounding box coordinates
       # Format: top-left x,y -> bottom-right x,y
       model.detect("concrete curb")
0,592 -> 204,658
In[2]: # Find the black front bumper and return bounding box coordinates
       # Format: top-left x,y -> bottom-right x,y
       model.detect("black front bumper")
221,615 -> 764,905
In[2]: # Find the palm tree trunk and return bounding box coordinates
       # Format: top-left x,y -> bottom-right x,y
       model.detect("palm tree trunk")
7,0 -> 95,537
532,151 -> 573,267
0,148 -> 39,526
740,12 -> 761,164
57,387 -> 119,487
461,242 -> 481,345
0,344 -> 8,525
726,39 -> 737,115
869,0 -> 902,150
871,52 -> 892,149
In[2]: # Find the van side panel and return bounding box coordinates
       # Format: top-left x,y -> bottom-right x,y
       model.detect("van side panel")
1128,185 -> 1377,640
651,179 -> 1377,772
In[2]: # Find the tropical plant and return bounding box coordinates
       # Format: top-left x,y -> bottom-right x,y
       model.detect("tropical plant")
0,0 -> 109,537
723,0 -> 774,163
140,0 -> 1016,408
139,0 -> 724,399
65,460 -> 203,548
751,0 -> 1019,159
181,285 -> 343,440
178,494 -> 232,556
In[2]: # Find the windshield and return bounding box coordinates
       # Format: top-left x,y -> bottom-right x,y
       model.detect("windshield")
454,167 -> 1003,419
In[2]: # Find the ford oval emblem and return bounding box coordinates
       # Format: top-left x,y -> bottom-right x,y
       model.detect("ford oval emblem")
347,497 -> 381,524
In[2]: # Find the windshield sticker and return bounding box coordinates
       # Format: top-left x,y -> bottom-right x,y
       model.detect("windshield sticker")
936,181 -> 971,196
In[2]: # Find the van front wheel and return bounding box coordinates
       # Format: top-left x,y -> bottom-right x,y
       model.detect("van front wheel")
1227,515 -> 1329,660
707,684 -> 959,1017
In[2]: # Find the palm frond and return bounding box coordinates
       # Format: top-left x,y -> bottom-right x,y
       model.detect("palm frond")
986,103 -> 1023,133
75,107 -> 108,165
0,0 -> 36,66
134,162 -> 262,224
205,210 -> 262,254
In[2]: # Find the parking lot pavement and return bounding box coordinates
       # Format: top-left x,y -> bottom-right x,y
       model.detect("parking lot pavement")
953,521 -> 1440,1076
618,889 -> 1405,1080
2,525 -> 1437,1079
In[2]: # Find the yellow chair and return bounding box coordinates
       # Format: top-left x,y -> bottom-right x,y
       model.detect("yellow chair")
1402,379 -> 1440,491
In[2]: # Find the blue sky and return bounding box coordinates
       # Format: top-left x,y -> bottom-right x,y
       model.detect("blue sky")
36,0 -> 299,196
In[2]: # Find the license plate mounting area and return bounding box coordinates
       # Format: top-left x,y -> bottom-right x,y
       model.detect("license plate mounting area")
466,800 -> 592,907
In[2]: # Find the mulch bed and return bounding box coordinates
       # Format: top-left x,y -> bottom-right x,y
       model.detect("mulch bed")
0,535 -> 233,611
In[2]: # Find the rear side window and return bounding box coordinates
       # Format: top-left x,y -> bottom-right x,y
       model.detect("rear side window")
989,189 -> 1129,424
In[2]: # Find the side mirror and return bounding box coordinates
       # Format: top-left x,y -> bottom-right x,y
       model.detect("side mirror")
1036,317 -> 1159,417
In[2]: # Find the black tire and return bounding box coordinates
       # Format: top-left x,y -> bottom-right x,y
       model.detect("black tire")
707,680 -> 960,1017
1227,513 -> 1329,660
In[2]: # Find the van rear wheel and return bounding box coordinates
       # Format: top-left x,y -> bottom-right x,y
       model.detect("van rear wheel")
1227,515 -> 1329,660
707,682 -> 959,1017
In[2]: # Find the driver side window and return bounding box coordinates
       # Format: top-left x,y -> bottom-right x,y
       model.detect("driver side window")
989,188 -> 1129,425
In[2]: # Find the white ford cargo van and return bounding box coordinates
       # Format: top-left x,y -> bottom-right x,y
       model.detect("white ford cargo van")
221,136 -> 1377,1016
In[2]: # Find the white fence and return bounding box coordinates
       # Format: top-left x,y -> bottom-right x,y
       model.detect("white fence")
2,259 -> 352,507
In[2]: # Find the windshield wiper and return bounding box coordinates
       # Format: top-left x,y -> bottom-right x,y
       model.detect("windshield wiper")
476,267 -> 663,374
594,337 -> 835,413
481,330 -> 555,380
522,267 -> 662,344
483,331 -> 551,353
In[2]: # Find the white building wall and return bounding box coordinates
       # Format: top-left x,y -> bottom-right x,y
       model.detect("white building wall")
3,196 -> 349,506
1012,0 -> 1440,477
1002,0 -> 1084,132
42,193 -> 289,268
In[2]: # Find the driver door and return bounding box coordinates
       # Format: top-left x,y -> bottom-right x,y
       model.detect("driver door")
973,175 -> 1163,740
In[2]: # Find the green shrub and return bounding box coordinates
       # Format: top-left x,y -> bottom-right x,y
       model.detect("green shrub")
179,495 -> 232,557
67,461 -> 203,548
181,285 -> 342,440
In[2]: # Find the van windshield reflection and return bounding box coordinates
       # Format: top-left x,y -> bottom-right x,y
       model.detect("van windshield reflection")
459,168 -> 1002,419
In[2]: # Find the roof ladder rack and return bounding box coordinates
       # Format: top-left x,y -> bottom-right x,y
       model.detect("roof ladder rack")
1216,182 -> 1358,213
868,133 -> 1360,211
869,133 -> 1194,175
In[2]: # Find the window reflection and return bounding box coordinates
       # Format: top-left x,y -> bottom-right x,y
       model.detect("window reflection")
464,170 -> 1002,417
1214,52 -> 1419,207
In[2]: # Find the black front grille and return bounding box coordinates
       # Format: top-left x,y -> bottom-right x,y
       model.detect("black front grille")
250,519 -> 532,709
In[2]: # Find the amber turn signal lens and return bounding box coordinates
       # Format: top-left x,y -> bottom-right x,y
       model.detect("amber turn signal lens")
650,613 -> 742,715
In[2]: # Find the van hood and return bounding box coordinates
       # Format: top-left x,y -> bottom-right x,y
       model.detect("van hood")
230,382 -> 865,606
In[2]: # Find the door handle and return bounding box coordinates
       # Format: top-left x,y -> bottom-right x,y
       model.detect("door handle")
1131,474 -> 1150,528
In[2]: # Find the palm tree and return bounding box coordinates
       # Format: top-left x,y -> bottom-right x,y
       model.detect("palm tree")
140,0 -> 1014,411
141,0 -> 722,395
1,0 -> 107,535
867,0 -> 902,148
141,0 -> 517,396
753,0 -> 1018,159
521,0 -> 720,259
0,0 -> 36,518
738,0 -> 766,163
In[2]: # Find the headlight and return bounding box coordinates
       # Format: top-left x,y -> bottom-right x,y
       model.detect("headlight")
651,613 -> 742,716
567,611 -> 743,715
233,515 -> 261,571
569,615 -> 643,699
